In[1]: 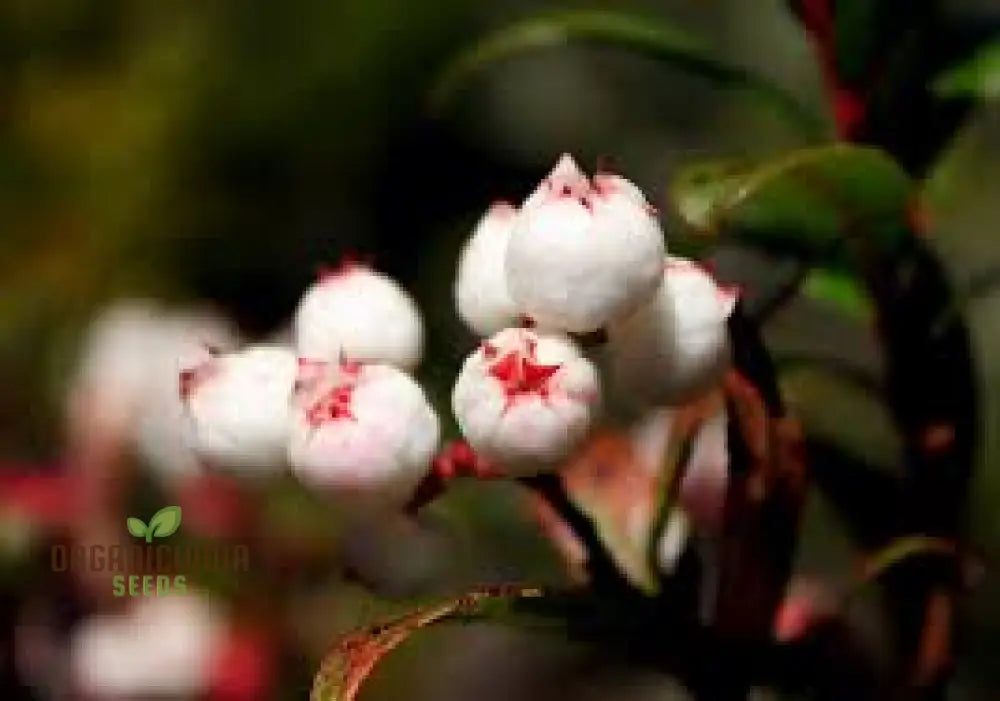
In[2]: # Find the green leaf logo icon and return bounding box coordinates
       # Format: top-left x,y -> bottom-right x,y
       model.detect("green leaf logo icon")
126,506 -> 182,543
126,517 -> 147,539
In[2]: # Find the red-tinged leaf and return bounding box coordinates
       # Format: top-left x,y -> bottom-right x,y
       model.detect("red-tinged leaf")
311,585 -> 545,701
553,430 -> 661,594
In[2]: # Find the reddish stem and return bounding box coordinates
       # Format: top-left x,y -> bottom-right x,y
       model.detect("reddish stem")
796,0 -> 868,139
405,441 -> 502,513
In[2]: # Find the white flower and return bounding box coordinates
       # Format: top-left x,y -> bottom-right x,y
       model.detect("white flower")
69,300 -> 163,435
608,256 -> 738,407
67,301 -> 240,480
506,154 -> 665,332
288,359 -> 440,510
134,309 -> 239,480
183,345 -> 297,474
454,201 -> 521,336
70,593 -> 223,697
451,328 -> 601,475
293,261 -> 423,370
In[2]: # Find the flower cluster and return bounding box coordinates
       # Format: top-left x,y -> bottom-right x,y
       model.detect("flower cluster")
180,264 -> 439,510
74,154 -> 739,512
452,154 -> 739,473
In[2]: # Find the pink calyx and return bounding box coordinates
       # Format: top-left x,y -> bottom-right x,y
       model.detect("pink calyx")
432,440 -> 502,481
317,252 -> 373,282
305,383 -> 357,426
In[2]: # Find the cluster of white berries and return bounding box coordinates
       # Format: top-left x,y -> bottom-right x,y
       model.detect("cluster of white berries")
452,154 -> 739,474
180,260 -> 439,510
72,153 -> 738,511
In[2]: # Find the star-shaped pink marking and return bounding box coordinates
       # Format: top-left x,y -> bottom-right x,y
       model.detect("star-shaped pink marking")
486,348 -> 562,410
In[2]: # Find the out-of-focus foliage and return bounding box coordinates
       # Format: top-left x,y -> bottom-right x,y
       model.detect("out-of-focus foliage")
2,0 -> 1000,699
936,40 -> 1000,98
432,10 -> 825,138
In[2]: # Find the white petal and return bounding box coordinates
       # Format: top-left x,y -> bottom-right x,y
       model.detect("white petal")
506,164 -> 665,332
455,202 -> 521,335
289,363 -> 439,510
522,153 -> 590,209
294,267 -> 423,370
608,256 -> 736,407
451,328 -> 601,475
185,345 -> 297,474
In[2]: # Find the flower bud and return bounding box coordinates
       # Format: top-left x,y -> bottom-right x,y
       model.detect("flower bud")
288,360 -> 440,510
69,300 -> 163,435
68,301 -> 240,481
608,256 -> 738,407
183,345 -> 297,474
71,594 -> 222,697
135,310 -> 238,480
293,261 -> 423,370
454,201 -> 521,336
451,328 -> 601,475
506,155 -> 665,332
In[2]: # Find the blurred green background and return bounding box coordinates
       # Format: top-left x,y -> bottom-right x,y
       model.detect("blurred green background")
1,0 -> 1000,698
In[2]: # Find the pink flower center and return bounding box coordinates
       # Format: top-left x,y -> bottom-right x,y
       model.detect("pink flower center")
487,350 -> 562,400
306,383 -> 356,426
302,357 -> 365,426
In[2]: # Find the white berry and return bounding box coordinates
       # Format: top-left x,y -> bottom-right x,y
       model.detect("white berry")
608,256 -> 738,407
183,345 -> 297,475
451,328 -> 601,475
68,302 -> 240,481
293,262 -> 423,370
455,201 -> 521,336
288,360 -> 440,511
69,300 -> 163,434
134,309 -> 239,480
70,593 -> 221,697
506,155 -> 665,332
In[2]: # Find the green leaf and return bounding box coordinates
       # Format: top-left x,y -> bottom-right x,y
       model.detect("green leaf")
934,40 -> 1000,99
126,517 -> 147,539
430,11 -> 824,138
802,268 -> 874,320
311,586 -> 546,701
780,365 -> 902,474
670,144 -> 914,264
146,506 -> 182,541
